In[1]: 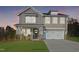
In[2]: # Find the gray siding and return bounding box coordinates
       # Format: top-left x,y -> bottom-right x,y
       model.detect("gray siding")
19,13 -> 43,24
19,14 -> 25,24
15,7 -> 69,40
18,8 -> 43,24
18,7 -> 68,31
17,7 -> 69,36
19,13 -> 68,31
43,16 -> 68,29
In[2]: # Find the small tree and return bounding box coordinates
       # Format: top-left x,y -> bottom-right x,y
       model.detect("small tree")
0,27 -> 5,41
5,26 -> 16,40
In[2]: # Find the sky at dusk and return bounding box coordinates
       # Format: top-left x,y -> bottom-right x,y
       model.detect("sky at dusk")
0,6 -> 79,29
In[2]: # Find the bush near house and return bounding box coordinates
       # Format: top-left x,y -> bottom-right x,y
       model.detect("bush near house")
16,34 -> 32,40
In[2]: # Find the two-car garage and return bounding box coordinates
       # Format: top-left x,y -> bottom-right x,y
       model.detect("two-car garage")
45,30 -> 64,40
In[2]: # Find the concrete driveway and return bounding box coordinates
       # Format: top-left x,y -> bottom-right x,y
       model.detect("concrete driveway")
44,40 -> 79,52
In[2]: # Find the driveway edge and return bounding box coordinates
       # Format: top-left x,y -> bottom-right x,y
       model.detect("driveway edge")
43,40 -> 50,52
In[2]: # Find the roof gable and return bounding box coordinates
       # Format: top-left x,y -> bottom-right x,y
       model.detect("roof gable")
17,6 -> 43,16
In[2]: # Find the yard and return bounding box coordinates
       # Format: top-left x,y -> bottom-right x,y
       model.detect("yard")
67,36 -> 79,42
0,40 -> 48,52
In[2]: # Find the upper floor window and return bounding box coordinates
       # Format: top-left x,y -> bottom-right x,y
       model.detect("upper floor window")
52,17 -> 58,24
60,17 -> 65,24
22,28 -> 25,33
45,17 -> 50,24
25,16 -> 36,23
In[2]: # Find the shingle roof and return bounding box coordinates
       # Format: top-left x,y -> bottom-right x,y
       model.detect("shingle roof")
43,10 -> 68,16
17,6 -> 68,17
17,6 -> 43,16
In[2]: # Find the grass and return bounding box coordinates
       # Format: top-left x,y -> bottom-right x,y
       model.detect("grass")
0,40 -> 48,52
67,36 -> 79,42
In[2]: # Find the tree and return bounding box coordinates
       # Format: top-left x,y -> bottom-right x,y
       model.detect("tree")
5,26 -> 16,40
0,27 -> 5,41
68,18 -> 79,36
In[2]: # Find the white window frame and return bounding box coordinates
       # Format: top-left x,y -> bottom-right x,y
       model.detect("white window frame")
60,17 -> 65,24
45,17 -> 50,24
26,29 -> 31,36
52,17 -> 58,24
25,16 -> 36,23
17,27 -> 20,31
22,28 -> 25,33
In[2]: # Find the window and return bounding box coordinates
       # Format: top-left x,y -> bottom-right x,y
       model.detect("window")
27,29 -> 31,35
17,27 -> 20,31
25,16 -> 36,23
22,29 -> 25,33
52,17 -> 58,24
60,17 -> 65,24
21,28 -> 25,35
45,17 -> 50,24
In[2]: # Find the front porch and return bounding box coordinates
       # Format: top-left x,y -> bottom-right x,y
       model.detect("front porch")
15,24 -> 44,40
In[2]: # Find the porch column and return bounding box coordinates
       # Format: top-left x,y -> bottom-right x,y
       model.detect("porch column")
39,27 -> 44,40
31,28 -> 33,40
16,26 -> 22,40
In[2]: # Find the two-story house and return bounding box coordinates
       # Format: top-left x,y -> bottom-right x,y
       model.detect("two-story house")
15,7 -> 68,40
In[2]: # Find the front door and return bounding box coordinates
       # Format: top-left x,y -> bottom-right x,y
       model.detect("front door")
33,28 -> 39,39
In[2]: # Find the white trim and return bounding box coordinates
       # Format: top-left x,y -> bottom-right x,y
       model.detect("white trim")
46,28 -> 65,30
59,17 -> 65,24
25,16 -> 36,23
45,17 -> 51,24
52,17 -> 58,24
26,28 -> 31,36
46,31 -> 64,39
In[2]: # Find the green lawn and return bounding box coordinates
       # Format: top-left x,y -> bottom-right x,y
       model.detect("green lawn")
67,36 -> 79,42
0,40 -> 48,52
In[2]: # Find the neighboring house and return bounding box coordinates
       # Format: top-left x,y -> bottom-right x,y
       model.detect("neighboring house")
15,7 -> 69,40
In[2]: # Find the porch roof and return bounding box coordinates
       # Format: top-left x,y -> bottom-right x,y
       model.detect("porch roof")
14,24 -> 44,28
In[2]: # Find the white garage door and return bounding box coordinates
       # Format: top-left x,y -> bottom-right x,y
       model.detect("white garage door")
46,31 -> 64,39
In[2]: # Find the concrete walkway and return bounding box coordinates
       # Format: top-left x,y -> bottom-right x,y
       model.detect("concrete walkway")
44,40 -> 79,52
